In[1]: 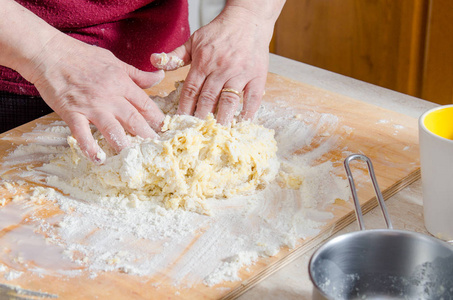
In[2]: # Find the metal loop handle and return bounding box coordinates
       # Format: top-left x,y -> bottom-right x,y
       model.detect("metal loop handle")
344,154 -> 393,230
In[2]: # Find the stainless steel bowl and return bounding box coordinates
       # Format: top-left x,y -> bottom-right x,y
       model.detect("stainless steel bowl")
309,154 -> 453,300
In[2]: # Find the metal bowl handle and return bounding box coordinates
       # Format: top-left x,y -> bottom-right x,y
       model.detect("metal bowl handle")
344,154 -> 393,230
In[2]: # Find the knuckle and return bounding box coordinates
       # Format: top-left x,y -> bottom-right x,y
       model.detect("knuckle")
194,45 -> 217,67
105,64 -> 118,73
199,90 -> 218,106
99,48 -> 116,60
61,112 -> 82,128
181,83 -> 199,99
124,110 -> 144,130
197,50 -> 212,66
61,91 -> 78,105
53,91 -> 80,112
142,98 -> 156,114
126,65 -> 140,77
98,120 -> 120,136
135,97 -> 154,113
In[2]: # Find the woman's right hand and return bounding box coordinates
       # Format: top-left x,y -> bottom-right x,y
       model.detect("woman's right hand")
1,0 -> 165,163
29,35 -> 166,162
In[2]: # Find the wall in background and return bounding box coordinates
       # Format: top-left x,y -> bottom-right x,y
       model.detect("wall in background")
421,0 -> 453,104
272,0 -> 453,105
188,0 -> 225,33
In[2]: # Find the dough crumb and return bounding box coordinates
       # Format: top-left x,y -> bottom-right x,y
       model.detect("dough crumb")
153,52 -> 185,70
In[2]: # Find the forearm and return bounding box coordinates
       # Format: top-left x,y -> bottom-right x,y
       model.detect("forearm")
0,0 -> 61,81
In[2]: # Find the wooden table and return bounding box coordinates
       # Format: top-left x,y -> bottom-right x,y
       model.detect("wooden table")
237,54 -> 438,299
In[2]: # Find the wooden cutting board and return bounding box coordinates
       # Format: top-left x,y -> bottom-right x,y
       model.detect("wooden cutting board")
0,67 -> 420,299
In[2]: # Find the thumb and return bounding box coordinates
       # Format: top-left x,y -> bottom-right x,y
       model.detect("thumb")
123,62 -> 165,89
150,40 -> 192,71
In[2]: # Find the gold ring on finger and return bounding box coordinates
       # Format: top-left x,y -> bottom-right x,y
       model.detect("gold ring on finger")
221,88 -> 242,97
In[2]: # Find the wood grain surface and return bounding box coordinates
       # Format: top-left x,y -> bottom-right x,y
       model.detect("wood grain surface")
0,68 -> 420,299
273,0 -> 429,98
422,0 -> 453,104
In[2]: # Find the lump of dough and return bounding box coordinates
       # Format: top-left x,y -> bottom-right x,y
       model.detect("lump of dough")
47,113 -> 279,214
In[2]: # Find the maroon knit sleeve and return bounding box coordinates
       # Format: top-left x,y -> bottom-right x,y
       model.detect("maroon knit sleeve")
0,0 -> 190,95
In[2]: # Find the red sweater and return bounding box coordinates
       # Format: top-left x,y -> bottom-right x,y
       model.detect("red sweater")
0,0 -> 190,96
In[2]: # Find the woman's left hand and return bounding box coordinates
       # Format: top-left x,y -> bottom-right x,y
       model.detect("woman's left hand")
151,1 -> 285,125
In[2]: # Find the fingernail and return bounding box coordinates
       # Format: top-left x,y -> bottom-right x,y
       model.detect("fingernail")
93,148 -> 106,164
152,52 -> 168,68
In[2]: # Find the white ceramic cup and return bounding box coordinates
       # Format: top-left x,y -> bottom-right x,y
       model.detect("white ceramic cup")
419,105 -> 453,241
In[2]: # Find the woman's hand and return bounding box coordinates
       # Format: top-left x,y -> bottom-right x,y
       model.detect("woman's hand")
1,0 -> 165,163
151,1 -> 285,125
29,35 -> 165,162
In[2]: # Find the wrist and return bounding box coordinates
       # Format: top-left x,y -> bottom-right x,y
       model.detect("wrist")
220,0 -> 285,44
14,31 -> 64,83
223,0 -> 286,23
0,0 -> 64,82
19,32 -> 73,85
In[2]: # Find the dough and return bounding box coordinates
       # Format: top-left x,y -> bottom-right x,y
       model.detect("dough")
45,84 -> 279,214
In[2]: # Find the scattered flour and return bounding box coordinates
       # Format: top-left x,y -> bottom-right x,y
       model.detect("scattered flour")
4,270 -> 23,281
204,251 -> 258,286
0,83 -> 351,290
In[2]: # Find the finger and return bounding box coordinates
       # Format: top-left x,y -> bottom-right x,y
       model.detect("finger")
122,62 -> 165,89
66,113 -> 105,163
92,114 -> 131,153
115,104 -> 159,139
192,74 -> 226,119
240,77 -> 266,121
125,87 -> 166,132
216,84 -> 245,125
177,71 -> 206,116
150,41 -> 192,71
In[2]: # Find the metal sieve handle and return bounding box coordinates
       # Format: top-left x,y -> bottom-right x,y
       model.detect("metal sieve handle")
344,154 -> 393,230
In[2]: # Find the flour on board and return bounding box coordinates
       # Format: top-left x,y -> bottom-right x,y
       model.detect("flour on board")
0,83 -> 351,289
